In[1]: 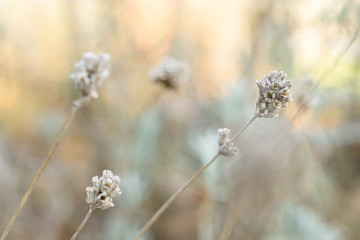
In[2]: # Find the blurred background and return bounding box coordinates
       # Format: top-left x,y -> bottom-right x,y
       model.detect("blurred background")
1,0 -> 360,239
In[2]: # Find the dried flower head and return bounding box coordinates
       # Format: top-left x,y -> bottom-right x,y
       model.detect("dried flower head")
217,128 -> 239,157
86,170 -> 121,210
70,52 -> 111,103
255,70 -> 293,118
149,57 -> 189,89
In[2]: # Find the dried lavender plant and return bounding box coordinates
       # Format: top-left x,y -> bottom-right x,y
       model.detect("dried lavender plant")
134,57 -> 190,118
149,56 -> 189,89
133,70 -> 293,240
71,170 -> 121,240
254,70 -> 293,118
218,128 -> 240,156
230,70 -> 292,142
216,28 -> 360,240
0,52 -> 111,240
70,52 -> 111,106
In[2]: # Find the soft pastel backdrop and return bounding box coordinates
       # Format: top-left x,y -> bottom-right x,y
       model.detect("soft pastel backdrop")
0,0 -> 360,239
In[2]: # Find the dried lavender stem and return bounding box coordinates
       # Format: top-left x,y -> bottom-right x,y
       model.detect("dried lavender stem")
291,26 -> 360,124
275,26 -> 360,146
218,200 -> 245,240
71,208 -> 93,240
230,115 -> 257,142
1,103 -> 80,240
134,115 -> 258,239
134,153 -> 220,240
134,88 -> 163,119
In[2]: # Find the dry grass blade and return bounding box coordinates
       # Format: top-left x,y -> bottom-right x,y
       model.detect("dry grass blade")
134,115 -> 258,239
230,116 -> 257,142
133,153 -> 220,240
277,26 -> 360,145
218,200 -> 245,240
0,104 -> 80,240
71,208 -> 93,240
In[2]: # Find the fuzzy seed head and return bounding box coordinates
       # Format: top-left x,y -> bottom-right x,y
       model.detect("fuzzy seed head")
70,52 -> 111,101
255,70 -> 293,118
217,128 -> 239,157
86,170 -> 121,210
149,57 -> 189,89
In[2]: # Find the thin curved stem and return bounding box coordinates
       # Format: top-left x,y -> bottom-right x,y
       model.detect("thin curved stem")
1,103 -> 80,240
71,208 -> 93,240
309,26 -> 360,97
133,115 -> 257,239
277,26 -> 360,145
133,153 -> 220,240
218,200 -> 245,240
134,88 -> 163,119
230,115 -> 257,142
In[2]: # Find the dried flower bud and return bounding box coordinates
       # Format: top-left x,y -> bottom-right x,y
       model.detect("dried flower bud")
217,128 -> 239,157
86,170 -> 121,210
70,52 -> 111,102
255,70 -> 293,118
149,57 -> 189,89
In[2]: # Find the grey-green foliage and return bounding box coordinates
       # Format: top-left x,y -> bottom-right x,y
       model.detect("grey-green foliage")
217,80 -> 251,125
188,129 -> 217,164
38,110 -> 65,141
98,217 -> 140,240
187,129 -> 219,183
266,201 -> 341,240
133,109 -> 160,172
120,171 -> 147,208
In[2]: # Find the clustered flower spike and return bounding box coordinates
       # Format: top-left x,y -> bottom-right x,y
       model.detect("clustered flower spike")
149,57 -> 189,89
255,70 -> 293,118
217,128 -> 239,157
70,52 -> 111,104
86,170 -> 121,210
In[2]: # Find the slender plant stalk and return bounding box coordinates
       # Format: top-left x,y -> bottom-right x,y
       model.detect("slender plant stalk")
230,115 -> 257,142
134,88 -> 163,119
216,29 -> 358,238
275,26 -> 360,145
133,116 -> 257,240
134,153 -> 220,240
309,26 -> 360,97
134,23 -> 358,240
218,200 -> 245,240
0,103 -> 80,240
71,208 -> 93,240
